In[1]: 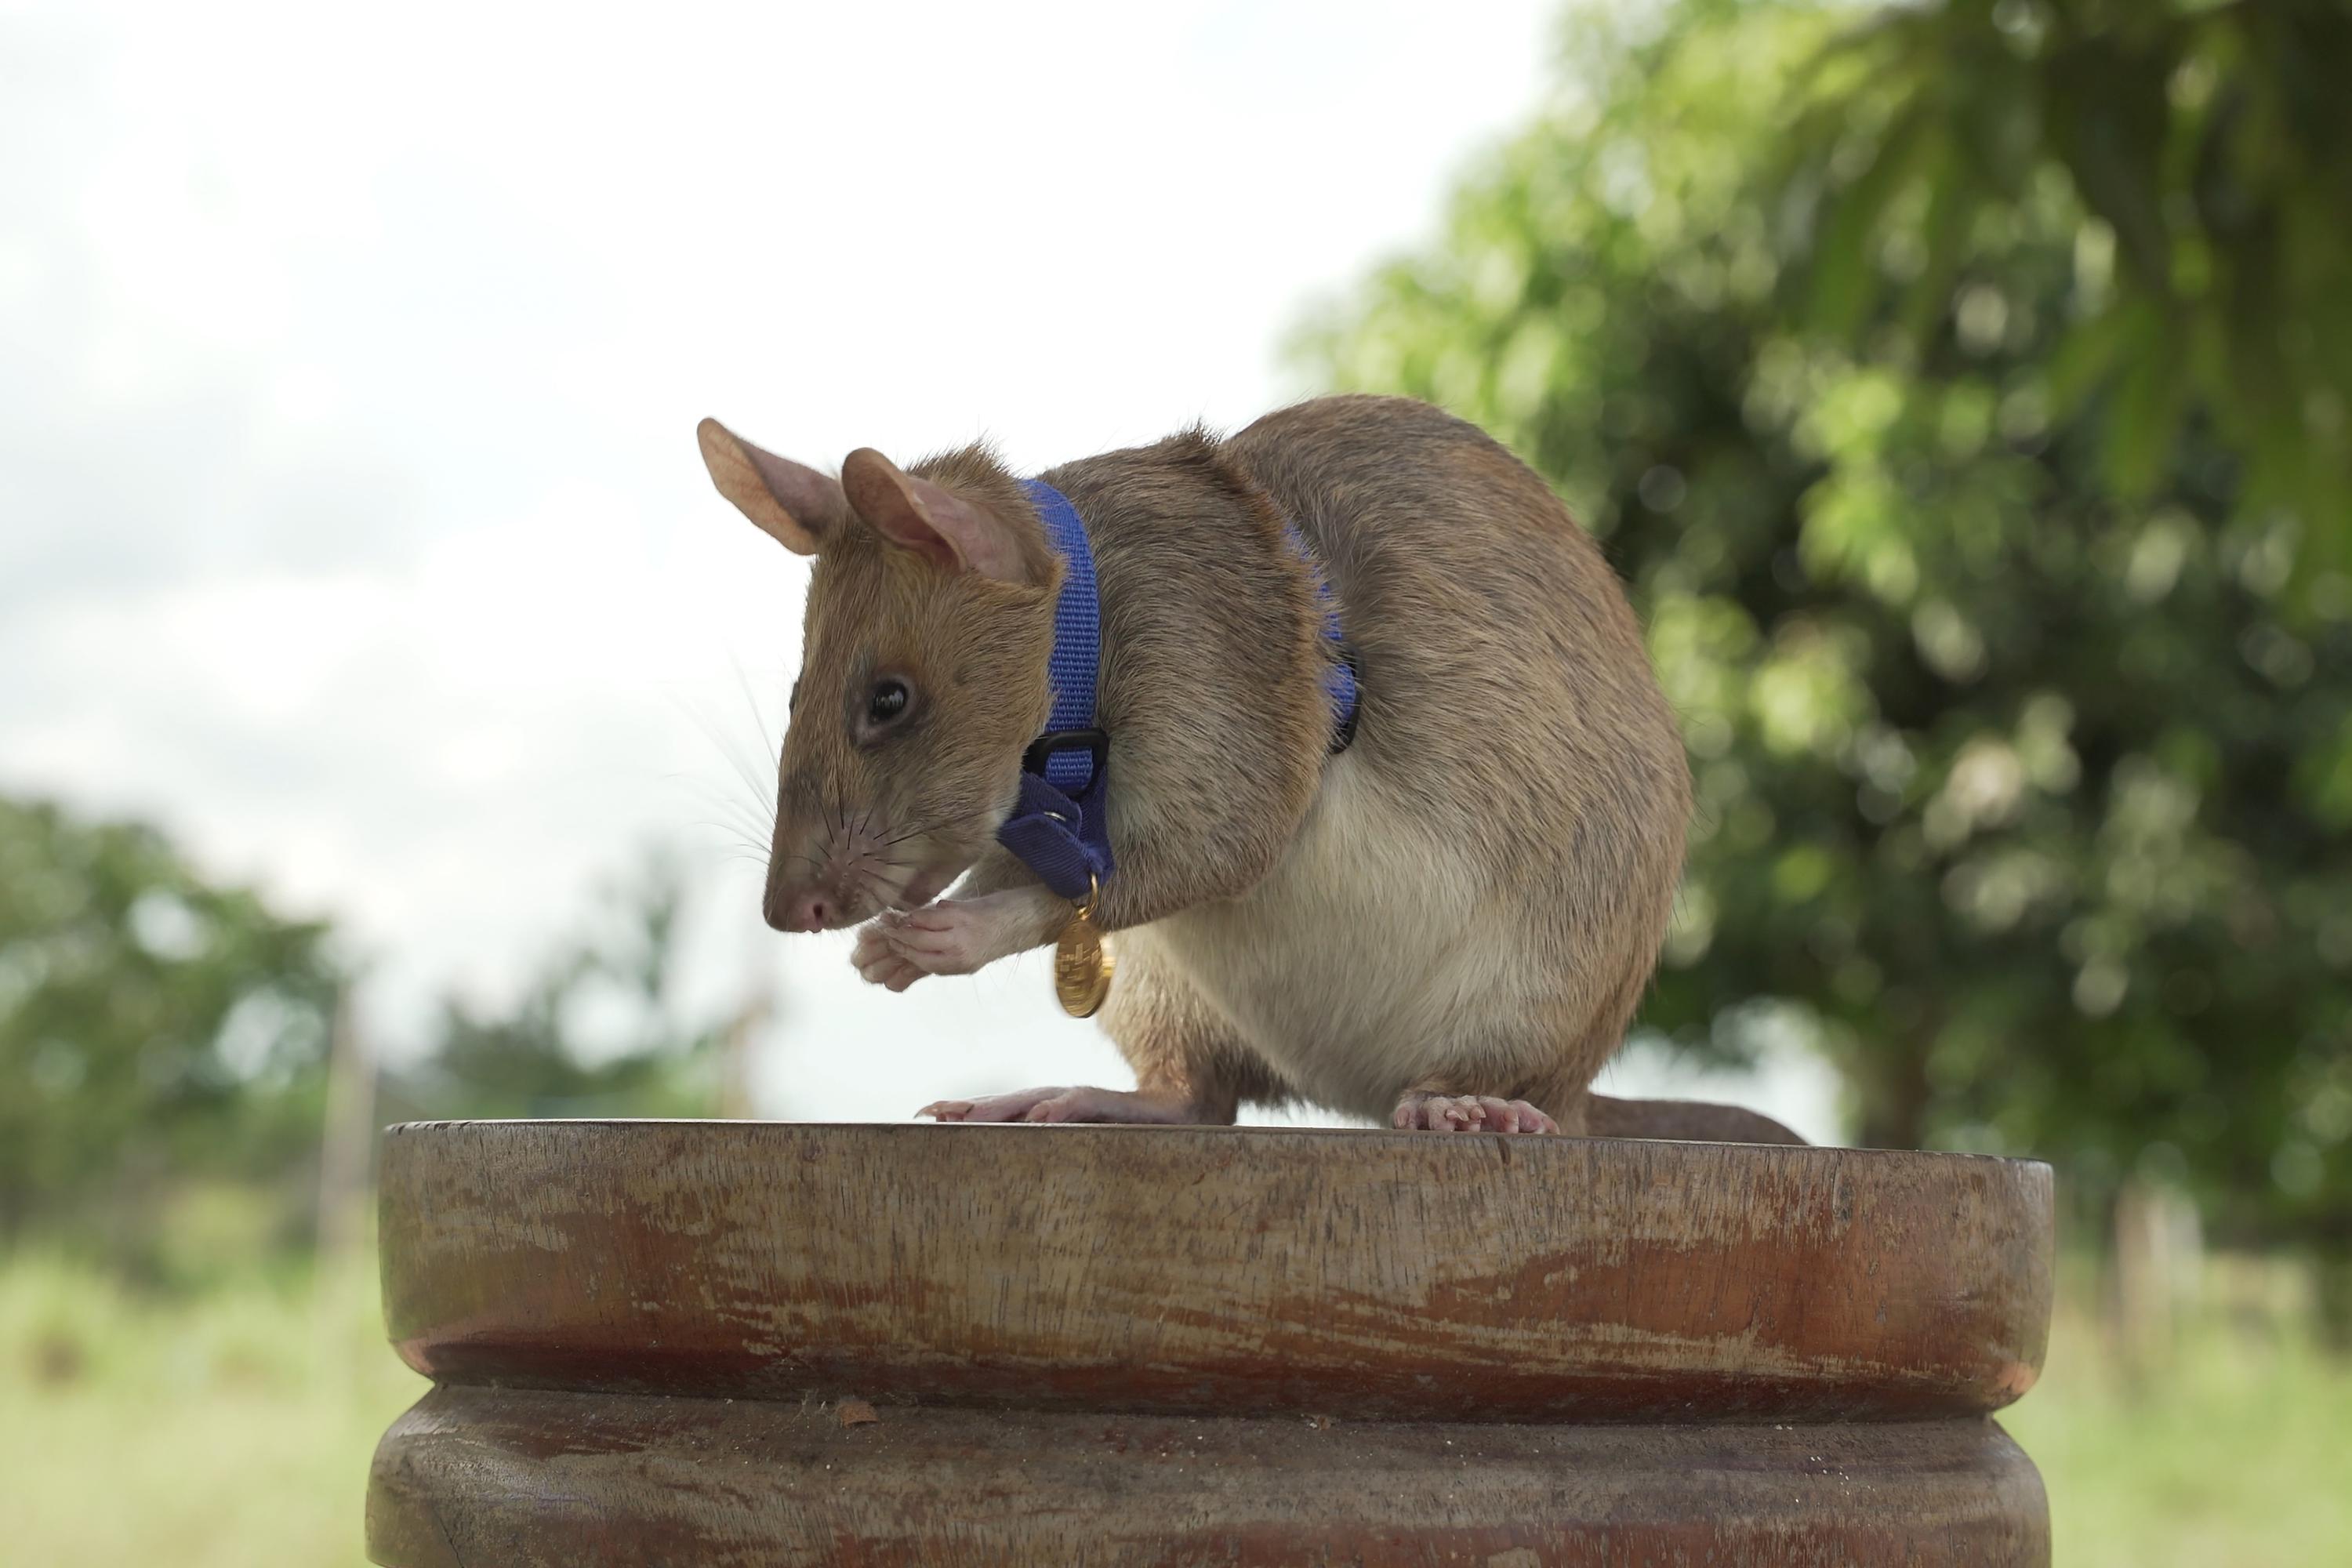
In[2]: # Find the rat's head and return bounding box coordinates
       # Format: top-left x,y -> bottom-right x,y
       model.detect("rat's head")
697,419 -> 1060,933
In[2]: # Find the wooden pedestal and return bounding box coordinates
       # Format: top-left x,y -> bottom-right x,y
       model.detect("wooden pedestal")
366,1121 -> 2053,1566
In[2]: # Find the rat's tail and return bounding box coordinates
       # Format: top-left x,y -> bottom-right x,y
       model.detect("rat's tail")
1581,1093 -> 1808,1145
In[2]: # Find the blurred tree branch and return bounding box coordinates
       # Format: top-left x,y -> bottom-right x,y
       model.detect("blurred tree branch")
1300,0 -> 2352,1248
1779,0 -> 2352,584
382,844 -> 726,1122
0,795 -> 341,1269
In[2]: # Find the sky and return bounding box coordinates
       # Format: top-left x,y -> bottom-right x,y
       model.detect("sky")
0,0 -> 1840,1138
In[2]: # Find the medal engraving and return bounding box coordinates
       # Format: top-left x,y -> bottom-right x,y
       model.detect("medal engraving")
1054,878 -> 1114,1018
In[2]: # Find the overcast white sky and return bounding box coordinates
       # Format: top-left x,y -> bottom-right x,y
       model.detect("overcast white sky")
1,0 -> 1838,1137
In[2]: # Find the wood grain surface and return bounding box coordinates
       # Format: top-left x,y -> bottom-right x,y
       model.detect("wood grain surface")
378,1120 -> 2052,1424
368,1385 -> 2050,1567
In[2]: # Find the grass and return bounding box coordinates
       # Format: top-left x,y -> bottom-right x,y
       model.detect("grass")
0,1249 -> 2346,1566
2003,1255 -> 2352,1566
0,1250 -> 423,1568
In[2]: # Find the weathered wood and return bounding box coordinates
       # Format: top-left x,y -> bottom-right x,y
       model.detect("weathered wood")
379,1121 -> 2051,1423
368,1121 -> 2055,1565
370,1385 -> 2049,1567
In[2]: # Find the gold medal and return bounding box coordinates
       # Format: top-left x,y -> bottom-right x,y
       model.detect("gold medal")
1053,874 -> 1114,1018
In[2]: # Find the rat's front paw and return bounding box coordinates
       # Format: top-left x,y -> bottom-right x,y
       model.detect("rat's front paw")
853,891 -> 1047,989
851,922 -> 928,991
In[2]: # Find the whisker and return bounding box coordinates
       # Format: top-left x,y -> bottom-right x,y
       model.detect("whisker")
679,786 -> 775,834
674,811 -> 777,860
701,818 -> 779,859
845,865 -> 906,912
725,649 -> 783,772
661,737 -> 779,869
675,699 -> 779,826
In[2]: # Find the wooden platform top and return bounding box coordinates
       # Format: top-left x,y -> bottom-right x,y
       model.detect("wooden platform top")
379,1120 -> 2053,1425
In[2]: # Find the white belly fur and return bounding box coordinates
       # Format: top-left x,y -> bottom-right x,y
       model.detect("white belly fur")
1124,757 -> 1541,1120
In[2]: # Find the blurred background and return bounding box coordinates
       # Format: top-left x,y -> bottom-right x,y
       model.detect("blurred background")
2,0 -> 2347,1561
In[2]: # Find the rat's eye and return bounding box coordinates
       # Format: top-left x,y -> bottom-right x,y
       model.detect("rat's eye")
866,678 -> 911,725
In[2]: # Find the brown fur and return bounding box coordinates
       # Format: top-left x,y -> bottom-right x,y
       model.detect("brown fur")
706,395 -> 1791,1144
1229,397 -> 1693,1062
734,439 -> 1056,927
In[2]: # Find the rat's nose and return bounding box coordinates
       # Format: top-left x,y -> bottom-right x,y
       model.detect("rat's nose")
764,884 -> 834,934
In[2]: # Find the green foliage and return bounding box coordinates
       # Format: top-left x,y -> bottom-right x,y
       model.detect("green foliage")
384,846 -> 722,1122
1302,0 -> 2352,1240
1782,0 -> 2352,577
0,796 -> 341,1252
0,793 -> 721,1264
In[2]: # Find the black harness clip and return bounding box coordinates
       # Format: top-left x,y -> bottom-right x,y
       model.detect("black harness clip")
1022,727 -> 1110,783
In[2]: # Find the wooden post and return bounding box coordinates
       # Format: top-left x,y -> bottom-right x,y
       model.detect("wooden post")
367,1122 -> 2053,1565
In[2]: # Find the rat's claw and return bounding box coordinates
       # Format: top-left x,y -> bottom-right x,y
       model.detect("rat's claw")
1392,1092 -> 1557,1134
853,923 -> 930,989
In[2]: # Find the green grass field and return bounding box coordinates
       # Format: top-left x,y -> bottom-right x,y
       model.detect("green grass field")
0,1253 -> 423,1568
2002,1258 -> 2352,1566
2,1250 -> 2345,1566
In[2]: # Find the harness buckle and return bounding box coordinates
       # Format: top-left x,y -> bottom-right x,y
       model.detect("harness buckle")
1022,727 -> 1109,782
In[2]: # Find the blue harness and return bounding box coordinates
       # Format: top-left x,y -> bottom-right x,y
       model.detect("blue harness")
993,478 -> 1359,901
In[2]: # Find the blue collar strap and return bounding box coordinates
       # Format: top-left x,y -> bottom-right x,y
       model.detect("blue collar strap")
994,478 -> 1359,903
1293,530 -> 1362,751
995,480 -> 1114,902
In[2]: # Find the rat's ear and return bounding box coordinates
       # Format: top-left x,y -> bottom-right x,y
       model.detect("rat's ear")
840,447 -> 1033,583
697,419 -> 844,555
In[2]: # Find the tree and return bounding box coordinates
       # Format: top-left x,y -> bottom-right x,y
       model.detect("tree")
384,845 -> 726,1122
0,794 -> 341,1250
1302,0 -> 2351,1248
1784,0 -> 2352,579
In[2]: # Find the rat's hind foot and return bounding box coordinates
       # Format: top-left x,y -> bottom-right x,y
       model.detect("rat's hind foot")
1391,1091 -> 1559,1134
919,1085 -> 1205,1125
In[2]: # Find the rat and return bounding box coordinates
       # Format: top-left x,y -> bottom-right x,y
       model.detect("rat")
696,394 -> 1800,1142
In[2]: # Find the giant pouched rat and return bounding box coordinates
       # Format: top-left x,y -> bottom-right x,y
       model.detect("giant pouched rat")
697,394 -> 1799,1142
